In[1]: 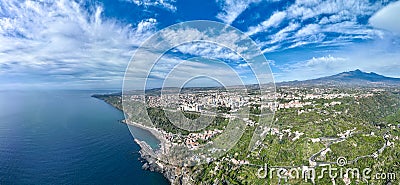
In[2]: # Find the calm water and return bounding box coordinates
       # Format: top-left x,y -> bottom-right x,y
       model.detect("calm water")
0,90 -> 169,185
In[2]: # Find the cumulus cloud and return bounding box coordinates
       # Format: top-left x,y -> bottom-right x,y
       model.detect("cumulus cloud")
369,1 -> 400,35
137,18 -> 158,33
305,55 -> 347,66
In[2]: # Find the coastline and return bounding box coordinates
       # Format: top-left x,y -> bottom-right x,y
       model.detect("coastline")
92,95 -> 177,184
91,94 -> 167,152
121,119 -> 182,184
123,120 -> 168,154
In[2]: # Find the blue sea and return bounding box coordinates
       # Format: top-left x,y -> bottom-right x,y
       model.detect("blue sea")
0,90 -> 169,185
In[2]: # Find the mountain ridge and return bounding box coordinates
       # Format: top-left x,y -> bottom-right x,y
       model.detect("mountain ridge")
278,69 -> 400,87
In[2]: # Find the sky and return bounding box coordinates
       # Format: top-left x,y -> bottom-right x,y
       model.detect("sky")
0,0 -> 399,89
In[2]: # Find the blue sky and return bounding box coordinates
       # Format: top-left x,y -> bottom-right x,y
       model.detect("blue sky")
0,0 -> 400,89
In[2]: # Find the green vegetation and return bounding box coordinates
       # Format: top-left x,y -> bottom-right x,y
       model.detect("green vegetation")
92,94 -> 122,110
94,87 -> 400,184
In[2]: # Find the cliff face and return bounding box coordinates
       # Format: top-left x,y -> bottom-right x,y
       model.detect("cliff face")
139,149 -> 193,185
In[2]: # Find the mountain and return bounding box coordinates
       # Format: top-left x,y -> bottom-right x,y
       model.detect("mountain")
279,69 -> 400,87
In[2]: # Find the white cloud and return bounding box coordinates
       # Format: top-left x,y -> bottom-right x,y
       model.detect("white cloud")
131,0 -> 177,11
305,55 -> 347,66
158,26 -> 254,59
175,42 -> 242,60
287,0 -> 383,21
0,0 -> 157,89
295,24 -> 320,37
261,45 -> 280,53
323,21 -> 384,39
268,22 -> 300,44
250,0 -> 391,51
137,18 -> 158,33
216,0 -> 261,25
319,14 -> 353,25
246,11 -> 286,35
279,24 -> 325,49
369,1 -> 400,35
238,63 -> 249,67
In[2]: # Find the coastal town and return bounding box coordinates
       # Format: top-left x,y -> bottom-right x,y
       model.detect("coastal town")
96,85 -> 400,184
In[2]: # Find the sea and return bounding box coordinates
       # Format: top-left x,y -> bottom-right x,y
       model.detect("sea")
0,90 -> 169,185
